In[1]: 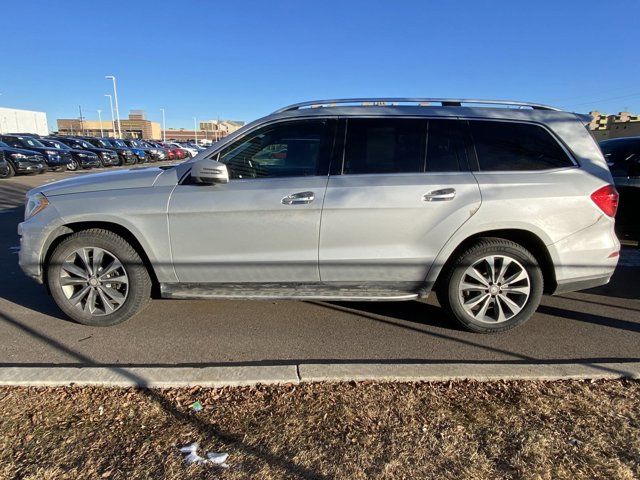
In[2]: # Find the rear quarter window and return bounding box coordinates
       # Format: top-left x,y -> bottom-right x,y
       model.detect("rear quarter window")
469,120 -> 574,171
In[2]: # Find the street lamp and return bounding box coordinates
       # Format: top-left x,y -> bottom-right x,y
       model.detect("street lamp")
105,94 -> 115,137
105,75 -> 122,138
193,116 -> 198,145
160,108 -> 166,142
97,109 -> 104,137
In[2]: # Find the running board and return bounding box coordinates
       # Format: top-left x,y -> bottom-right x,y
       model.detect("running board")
160,282 -> 425,301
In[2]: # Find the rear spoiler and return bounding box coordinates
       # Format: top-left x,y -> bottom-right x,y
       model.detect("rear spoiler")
573,113 -> 592,125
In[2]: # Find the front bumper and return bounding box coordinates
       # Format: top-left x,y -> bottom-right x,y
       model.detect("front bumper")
17,204 -> 64,284
15,162 -> 45,174
78,156 -> 101,168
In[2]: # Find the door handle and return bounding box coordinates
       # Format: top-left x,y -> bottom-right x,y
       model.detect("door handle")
282,191 -> 315,205
423,188 -> 456,202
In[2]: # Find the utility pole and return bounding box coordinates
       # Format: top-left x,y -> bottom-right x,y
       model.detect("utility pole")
193,116 -> 198,145
97,109 -> 104,137
160,108 -> 166,142
79,105 -> 84,135
105,75 -> 122,138
105,94 -> 115,137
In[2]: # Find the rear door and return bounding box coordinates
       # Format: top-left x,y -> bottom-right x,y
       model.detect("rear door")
319,118 -> 481,284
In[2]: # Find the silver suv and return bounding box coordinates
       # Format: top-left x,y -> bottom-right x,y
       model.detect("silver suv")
18,98 -> 620,332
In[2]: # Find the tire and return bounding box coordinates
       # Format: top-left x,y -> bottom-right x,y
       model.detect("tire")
66,159 -> 79,171
47,229 -> 152,326
436,238 -> 543,333
0,161 -> 15,178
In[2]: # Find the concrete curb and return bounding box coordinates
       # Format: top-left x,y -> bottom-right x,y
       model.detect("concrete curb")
0,362 -> 639,387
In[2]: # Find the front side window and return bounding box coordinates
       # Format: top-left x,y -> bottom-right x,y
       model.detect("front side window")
343,118 -> 426,174
218,119 -> 334,179
469,120 -> 574,171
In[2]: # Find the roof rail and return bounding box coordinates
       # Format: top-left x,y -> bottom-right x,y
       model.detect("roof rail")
273,98 -> 562,113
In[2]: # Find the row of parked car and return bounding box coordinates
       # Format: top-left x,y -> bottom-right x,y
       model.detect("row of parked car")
0,133 -> 206,178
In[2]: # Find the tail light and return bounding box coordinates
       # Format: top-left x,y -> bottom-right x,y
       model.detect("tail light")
590,185 -> 619,217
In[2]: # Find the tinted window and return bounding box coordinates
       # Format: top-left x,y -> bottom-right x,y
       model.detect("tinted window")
218,119 -> 334,179
343,119 -> 426,174
470,121 -> 573,171
600,140 -> 640,177
426,120 -> 466,172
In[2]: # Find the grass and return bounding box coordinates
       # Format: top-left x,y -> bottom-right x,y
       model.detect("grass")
1,380 -> 639,479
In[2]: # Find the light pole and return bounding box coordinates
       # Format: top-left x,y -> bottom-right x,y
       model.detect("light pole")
160,108 -> 166,142
105,75 -> 122,138
105,94 -> 115,137
97,109 -> 104,137
193,116 -> 198,145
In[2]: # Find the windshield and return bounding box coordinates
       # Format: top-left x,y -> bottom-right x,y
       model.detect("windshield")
21,137 -> 45,148
77,140 -> 95,149
44,140 -> 70,150
94,139 -> 113,147
112,139 -> 127,148
0,141 -> 8,148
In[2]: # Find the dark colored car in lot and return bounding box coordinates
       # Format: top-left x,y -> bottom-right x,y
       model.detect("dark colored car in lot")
0,140 -> 46,178
600,136 -> 640,242
0,134 -> 72,170
40,138 -> 101,171
123,139 -> 167,162
81,137 -> 137,166
0,152 -> 9,178
52,137 -> 120,167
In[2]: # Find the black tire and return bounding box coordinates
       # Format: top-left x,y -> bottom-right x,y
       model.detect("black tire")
436,238 -> 543,333
47,229 -> 152,326
0,161 -> 15,178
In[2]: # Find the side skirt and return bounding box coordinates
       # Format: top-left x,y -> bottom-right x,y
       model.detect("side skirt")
160,282 -> 431,301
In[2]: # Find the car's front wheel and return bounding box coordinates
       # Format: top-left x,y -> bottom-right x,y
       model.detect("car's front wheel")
437,238 -> 543,333
0,161 -> 15,178
47,229 -> 152,326
66,159 -> 79,171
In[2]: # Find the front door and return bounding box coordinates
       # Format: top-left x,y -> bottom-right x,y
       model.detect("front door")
168,118 -> 336,283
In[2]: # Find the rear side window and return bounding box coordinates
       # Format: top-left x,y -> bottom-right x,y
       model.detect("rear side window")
426,120 -> 466,172
344,119 -> 426,174
469,121 -> 574,171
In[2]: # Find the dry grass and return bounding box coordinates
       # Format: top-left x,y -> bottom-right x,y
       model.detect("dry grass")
1,380 -> 639,479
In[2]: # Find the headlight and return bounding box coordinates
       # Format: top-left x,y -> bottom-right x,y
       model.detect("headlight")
11,153 -> 27,159
77,153 -> 89,157
45,150 -> 59,155
25,193 -> 49,220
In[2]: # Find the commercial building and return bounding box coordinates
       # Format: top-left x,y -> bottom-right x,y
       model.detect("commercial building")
0,107 -> 49,135
589,111 -> 640,140
57,111 -> 162,139
164,120 -> 245,144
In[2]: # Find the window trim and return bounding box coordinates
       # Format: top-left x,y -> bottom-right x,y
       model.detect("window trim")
463,118 -> 579,173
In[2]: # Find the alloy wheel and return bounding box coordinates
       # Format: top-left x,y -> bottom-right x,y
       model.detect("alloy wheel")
59,247 -> 129,316
458,255 -> 531,324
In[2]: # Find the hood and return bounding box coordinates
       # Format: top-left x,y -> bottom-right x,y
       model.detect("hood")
33,166 -> 166,197
0,146 -> 44,157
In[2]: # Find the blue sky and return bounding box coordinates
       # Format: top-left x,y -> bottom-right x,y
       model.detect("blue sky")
1,0 -> 638,131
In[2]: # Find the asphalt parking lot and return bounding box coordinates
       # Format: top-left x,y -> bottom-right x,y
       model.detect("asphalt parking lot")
0,167 -> 639,371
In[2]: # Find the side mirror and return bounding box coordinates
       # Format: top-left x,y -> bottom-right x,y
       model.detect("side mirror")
190,158 -> 229,185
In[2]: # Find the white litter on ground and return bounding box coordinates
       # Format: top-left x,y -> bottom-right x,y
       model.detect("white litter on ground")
179,442 -> 229,468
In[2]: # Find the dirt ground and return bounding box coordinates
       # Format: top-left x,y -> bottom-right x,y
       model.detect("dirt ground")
1,380 -> 639,479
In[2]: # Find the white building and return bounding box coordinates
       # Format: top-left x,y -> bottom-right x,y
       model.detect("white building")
0,107 -> 49,136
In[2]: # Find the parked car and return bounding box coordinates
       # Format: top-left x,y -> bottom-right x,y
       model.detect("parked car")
0,140 -> 46,177
146,141 -> 175,160
167,142 -> 197,158
52,137 -> 120,167
81,137 -> 137,166
599,136 -> 640,242
0,134 -> 72,170
0,152 -> 9,178
18,98 -> 620,332
123,139 -> 166,162
40,138 -> 101,171
157,142 -> 186,160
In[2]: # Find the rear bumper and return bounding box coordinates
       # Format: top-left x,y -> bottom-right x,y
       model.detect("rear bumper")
553,274 -> 612,294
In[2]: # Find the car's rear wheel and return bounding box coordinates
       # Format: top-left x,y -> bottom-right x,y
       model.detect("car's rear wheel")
437,238 -> 543,333
47,229 -> 152,326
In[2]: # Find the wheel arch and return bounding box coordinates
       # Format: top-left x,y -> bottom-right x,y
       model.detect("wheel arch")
431,228 -> 557,295
42,221 -> 161,296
